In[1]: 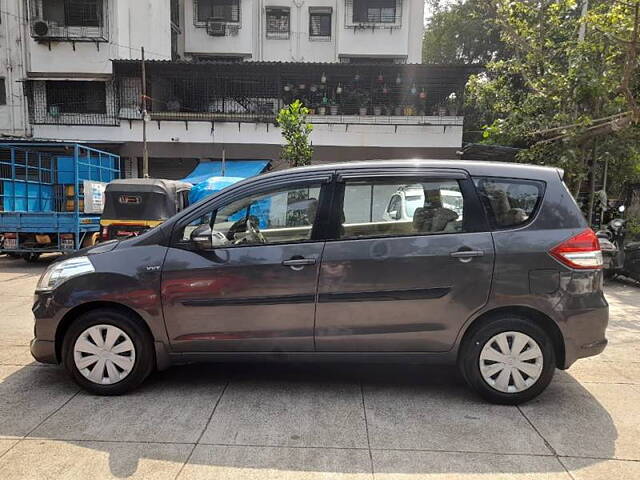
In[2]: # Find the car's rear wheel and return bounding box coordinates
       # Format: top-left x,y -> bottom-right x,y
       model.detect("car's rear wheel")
459,316 -> 556,405
62,309 -> 154,395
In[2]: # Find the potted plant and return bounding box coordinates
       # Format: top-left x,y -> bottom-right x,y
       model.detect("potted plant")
318,96 -> 328,115
447,92 -> 459,116
373,105 -> 383,116
350,89 -> 369,116
329,100 -> 339,116
394,105 -> 403,116
438,103 -> 448,116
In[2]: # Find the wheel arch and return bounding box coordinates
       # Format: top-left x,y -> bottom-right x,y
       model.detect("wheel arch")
458,306 -> 565,369
55,301 -> 156,365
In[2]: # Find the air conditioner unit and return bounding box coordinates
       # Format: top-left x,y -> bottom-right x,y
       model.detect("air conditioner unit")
206,20 -> 226,36
227,24 -> 239,36
32,20 -> 50,37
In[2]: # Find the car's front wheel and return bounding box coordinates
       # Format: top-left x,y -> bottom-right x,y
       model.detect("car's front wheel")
62,309 -> 154,395
459,316 -> 556,405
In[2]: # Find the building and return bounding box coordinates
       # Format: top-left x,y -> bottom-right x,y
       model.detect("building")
2,0 -> 479,179
0,1 -> 28,137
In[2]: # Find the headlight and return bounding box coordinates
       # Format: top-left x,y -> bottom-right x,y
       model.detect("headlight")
36,256 -> 95,292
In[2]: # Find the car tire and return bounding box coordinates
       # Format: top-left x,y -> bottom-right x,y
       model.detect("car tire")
459,315 -> 556,405
62,309 -> 155,395
23,252 -> 41,263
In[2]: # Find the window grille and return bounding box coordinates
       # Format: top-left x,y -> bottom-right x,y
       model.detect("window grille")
194,0 -> 240,24
345,0 -> 402,28
30,0 -> 107,41
309,7 -> 332,40
26,80 -> 118,126
266,7 -> 290,40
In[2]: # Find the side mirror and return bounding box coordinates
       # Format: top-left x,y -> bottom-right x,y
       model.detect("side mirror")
190,224 -> 212,250
618,205 -> 626,213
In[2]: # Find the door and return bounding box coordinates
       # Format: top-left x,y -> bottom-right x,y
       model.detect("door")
162,180 -> 328,352
315,172 -> 494,352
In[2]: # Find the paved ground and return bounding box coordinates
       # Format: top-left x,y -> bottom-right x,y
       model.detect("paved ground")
0,255 -> 638,480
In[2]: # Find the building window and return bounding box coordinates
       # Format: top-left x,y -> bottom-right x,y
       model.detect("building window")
352,0 -> 396,24
46,81 -> 106,114
309,7 -> 331,40
266,7 -> 289,39
0,79 -> 6,105
41,0 -> 103,27
196,0 -> 240,23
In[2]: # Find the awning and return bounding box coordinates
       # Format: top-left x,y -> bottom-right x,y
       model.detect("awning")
182,160 -> 270,185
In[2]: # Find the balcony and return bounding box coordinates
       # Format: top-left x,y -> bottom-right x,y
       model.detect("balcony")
113,61 -> 479,126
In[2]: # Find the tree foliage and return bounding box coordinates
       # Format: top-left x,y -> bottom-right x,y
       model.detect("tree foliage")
461,0 -> 640,207
276,100 -> 314,168
422,0 -> 506,64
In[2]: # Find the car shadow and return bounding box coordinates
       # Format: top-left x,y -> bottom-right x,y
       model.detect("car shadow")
0,361 -> 617,478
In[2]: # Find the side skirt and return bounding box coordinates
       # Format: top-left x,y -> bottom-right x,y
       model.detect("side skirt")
167,350 -> 457,366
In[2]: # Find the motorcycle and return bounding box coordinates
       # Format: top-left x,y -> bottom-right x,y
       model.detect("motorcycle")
596,206 -> 640,282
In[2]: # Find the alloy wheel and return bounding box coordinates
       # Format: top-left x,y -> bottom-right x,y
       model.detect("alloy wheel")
73,324 -> 136,385
478,331 -> 543,394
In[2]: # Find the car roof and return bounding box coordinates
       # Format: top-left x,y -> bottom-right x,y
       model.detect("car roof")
260,159 -> 562,182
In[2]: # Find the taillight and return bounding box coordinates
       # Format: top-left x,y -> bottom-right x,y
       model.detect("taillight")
101,227 -> 109,240
549,229 -> 603,270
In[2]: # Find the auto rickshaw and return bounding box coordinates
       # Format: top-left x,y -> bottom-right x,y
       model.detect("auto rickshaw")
100,179 -> 192,241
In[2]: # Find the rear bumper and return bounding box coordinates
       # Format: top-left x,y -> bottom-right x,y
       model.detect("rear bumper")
30,338 -> 57,364
560,303 -> 609,369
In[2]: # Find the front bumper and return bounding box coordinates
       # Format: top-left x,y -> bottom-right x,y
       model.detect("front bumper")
30,338 -> 57,364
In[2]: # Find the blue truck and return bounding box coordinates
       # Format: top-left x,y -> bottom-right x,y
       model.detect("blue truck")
0,143 -> 120,261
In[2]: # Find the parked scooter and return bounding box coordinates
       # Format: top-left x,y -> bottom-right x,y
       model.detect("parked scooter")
596,206 -> 640,282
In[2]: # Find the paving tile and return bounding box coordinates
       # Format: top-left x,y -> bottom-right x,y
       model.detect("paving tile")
556,359 -> 639,385
0,439 -> 191,480
363,382 -> 549,455
561,456 -> 640,480
0,296 -> 33,317
520,381 -> 639,460
372,450 -> 572,480
178,445 -> 372,480
595,330 -> 640,364
0,312 -> 35,345
0,365 -> 78,439
31,366 -> 227,443
0,345 -> 37,366
200,377 -> 368,448
0,438 -> 18,457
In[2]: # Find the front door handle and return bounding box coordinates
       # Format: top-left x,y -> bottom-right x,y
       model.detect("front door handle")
282,257 -> 316,270
450,250 -> 484,263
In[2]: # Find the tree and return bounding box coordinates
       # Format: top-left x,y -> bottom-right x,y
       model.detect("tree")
276,100 -> 314,168
422,0 -> 506,64
465,0 -> 640,220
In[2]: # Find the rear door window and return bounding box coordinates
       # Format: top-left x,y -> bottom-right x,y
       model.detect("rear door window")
474,177 -> 544,228
339,179 -> 466,239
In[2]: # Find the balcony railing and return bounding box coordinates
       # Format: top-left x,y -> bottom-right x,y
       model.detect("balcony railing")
24,62 -> 478,127
113,61 -> 473,126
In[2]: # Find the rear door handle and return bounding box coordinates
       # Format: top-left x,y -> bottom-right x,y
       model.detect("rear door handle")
450,250 -> 484,258
450,250 -> 484,262
282,257 -> 316,270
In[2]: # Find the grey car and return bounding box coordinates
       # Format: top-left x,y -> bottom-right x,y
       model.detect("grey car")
31,160 -> 608,404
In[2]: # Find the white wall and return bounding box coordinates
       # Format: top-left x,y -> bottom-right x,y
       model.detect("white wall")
183,0 -> 424,63
0,0 -> 28,135
183,0 -> 254,57
27,0 -> 172,75
32,118 -> 462,149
